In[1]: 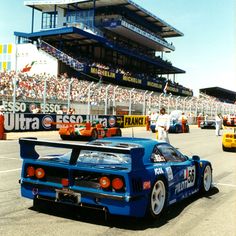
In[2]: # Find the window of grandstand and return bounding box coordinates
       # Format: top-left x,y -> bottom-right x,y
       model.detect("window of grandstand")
42,12 -> 58,29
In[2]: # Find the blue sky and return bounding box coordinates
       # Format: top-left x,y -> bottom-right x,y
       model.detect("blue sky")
1,0 -> 235,95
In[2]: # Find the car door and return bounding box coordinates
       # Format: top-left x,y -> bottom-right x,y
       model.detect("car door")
156,143 -> 196,201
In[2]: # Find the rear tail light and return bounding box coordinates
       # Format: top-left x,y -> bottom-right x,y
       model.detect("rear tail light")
99,176 -> 111,189
26,166 -> 35,177
35,168 -> 45,179
226,134 -> 233,138
61,178 -> 69,187
112,178 -> 124,190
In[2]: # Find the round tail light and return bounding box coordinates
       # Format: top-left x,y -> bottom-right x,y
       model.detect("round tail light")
26,166 -> 35,177
35,168 -> 45,179
112,178 -> 124,190
99,176 -> 111,189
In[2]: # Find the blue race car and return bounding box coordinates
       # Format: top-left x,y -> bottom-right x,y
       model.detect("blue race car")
19,137 -> 212,219
168,121 -> 190,133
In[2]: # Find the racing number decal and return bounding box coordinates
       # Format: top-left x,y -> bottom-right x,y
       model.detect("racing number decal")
186,166 -> 196,188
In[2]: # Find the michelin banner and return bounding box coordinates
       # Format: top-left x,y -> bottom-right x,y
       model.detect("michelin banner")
4,113 -> 124,132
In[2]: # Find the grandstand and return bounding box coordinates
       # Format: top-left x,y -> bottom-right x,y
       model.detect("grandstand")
14,0 -> 193,97
200,87 -> 236,104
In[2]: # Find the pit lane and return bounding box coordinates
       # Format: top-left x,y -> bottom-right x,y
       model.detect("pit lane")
0,127 -> 235,236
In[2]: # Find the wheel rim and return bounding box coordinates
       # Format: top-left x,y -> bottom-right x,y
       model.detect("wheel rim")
204,165 -> 212,191
151,180 -> 166,215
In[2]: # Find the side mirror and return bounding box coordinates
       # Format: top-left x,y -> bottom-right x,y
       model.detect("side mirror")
192,155 -> 200,161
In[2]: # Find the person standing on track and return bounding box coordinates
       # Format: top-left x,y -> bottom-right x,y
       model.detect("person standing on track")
156,107 -> 170,143
215,113 -> 223,136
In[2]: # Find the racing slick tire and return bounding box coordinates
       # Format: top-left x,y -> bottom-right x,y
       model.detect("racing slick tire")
147,177 -> 167,219
91,129 -> 98,140
200,164 -> 212,193
115,128 -> 122,137
222,145 -> 231,152
60,135 -> 68,140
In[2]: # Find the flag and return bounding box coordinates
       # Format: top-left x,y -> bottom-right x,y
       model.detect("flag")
21,61 -> 36,73
163,81 -> 168,94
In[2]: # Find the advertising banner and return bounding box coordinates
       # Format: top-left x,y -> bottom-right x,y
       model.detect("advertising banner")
4,113 -> 124,132
123,115 -> 147,128
1,101 -> 63,113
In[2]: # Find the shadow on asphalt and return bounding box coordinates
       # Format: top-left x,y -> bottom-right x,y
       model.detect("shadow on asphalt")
29,186 -> 219,230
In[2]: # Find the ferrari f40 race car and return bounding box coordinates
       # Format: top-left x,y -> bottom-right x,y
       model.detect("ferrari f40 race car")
19,137 -> 213,219
57,121 -> 122,140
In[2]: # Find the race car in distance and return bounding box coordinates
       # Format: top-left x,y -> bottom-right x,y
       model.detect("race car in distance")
19,137 -> 212,219
200,120 -> 216,129
57,121 -> 122,140
149,120 -> 189,133
168,121 -> 190,133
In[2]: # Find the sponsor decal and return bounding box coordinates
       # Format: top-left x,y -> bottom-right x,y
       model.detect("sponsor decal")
166,167 -> 173,181
175,166 -> 196,194
154,168 -> 164,175
42,115 -> 54,129
143,181 -> 151,190
21,61 -> 36,73
124,115 -> 147,128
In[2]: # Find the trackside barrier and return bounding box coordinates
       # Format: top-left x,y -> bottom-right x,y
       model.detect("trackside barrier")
0,113 -> 6,140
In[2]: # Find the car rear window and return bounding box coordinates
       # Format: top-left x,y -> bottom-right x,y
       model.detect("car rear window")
77,150 -> 131,165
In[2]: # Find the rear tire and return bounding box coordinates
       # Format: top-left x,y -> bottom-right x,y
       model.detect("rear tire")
115,128 -> 122,137
60,135 -> 68,140
222,145 -> 230,152
147,178 -> 167,219
91,129 -> 98,140
201,164 -> 212,193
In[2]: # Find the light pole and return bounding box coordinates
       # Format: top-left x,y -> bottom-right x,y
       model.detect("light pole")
43,77 -> 48,114
158,93 -> 163,112
129,88 -> 135,115
105,84 -> 111,115
67,79 -> 73,112
167,93 -> 172,114
183,96 -> 188,113
113,85 -> 118,115
87,82 -> 94,115
143,90 -> 148,115
175,96 -> 180,110
148,91 -> 154,111
12,77 -> 17,114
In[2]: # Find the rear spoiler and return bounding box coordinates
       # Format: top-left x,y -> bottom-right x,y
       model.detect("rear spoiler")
19,138 -> 145,170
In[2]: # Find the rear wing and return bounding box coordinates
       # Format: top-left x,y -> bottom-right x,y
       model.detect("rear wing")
19,138 -> 145,170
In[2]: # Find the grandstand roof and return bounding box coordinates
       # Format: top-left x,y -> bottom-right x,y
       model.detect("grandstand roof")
24,0 -> 183,38
200,87 -> 236,103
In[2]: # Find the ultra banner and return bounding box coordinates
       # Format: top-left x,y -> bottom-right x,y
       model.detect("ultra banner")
4,113 -> 124,132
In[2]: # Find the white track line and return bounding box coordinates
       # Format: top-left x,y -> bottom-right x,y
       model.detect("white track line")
213,182 -> 236,188
0,157 -> 21,160
0,168 -> 21,174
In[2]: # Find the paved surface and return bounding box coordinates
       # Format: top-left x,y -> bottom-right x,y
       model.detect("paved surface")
0,127 -> 236,236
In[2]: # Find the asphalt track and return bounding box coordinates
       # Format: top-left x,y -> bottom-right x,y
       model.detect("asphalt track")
0,127 -> 236,236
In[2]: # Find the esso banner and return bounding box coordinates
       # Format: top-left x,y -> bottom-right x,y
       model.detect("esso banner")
2,101 -> 62,113
4,114 -> 124,132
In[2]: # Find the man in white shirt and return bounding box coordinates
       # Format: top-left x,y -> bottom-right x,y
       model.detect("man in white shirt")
156,107 -> 170,143
215,113 -> 222,136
